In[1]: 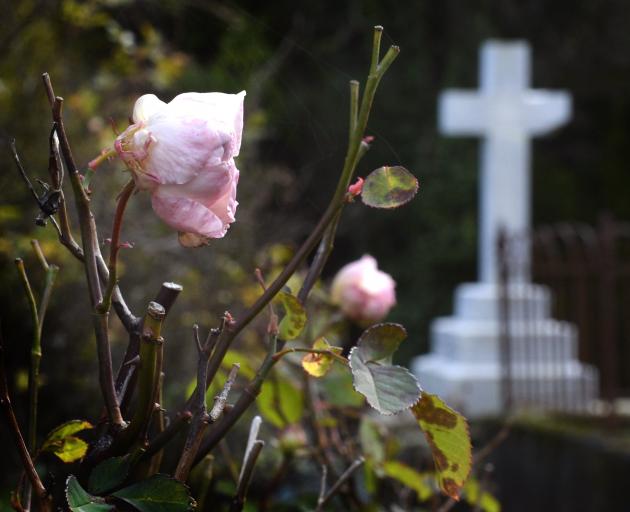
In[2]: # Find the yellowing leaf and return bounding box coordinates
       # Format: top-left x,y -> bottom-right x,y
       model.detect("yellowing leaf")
53,436 -> 89,463
382,461 -> 435,501
276,291 -> 307,341
43,420 -> 93,442
41,420 -> 93,463
411,394 -> 472,500
301,338 -> 341,377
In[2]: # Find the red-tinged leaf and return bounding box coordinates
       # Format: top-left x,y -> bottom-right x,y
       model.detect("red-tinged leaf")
361,166 -> 419,209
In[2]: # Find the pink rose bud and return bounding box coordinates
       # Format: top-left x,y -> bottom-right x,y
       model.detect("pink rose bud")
115,91 -> 246,247
330,255 -> 396,326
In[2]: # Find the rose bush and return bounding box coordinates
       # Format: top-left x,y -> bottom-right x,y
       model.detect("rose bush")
114,91 -> 246,247
331,254 -> 396,325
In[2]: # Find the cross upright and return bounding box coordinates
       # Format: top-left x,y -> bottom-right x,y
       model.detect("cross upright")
439,40 -> 572,283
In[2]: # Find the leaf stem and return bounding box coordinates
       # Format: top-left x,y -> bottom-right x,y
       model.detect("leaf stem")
44,85 -> 124,427
298,27 -> 399,303
272,347 -> 348,365
99,178 -> 135,313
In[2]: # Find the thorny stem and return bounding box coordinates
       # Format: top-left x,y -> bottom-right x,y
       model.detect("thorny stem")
99,178 -> 135,313
116,282 -> 181,411
47,122 -> 83,260
141,411 -> 192,460
43,77 -> 124,427
297,210 -> 342,304
315,457 -> 365,512
231,201 -> 343,339
191,27 -> 399,465
298,28 -> 399,302
17,245 -> 58,512
194,336 -> 278,465
14,259 -> 40,455
0,328 -> 50,512
116,302 -> 165,451
349,80 -> 359,134
147,371 -> 165,475
175,326 -> 227,482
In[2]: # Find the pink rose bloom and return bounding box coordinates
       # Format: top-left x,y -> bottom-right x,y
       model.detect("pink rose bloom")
331,255 -> 396,326
115,91 -> 246,247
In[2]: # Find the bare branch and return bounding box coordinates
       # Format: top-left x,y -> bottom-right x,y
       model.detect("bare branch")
315,457 -> 364,511
0,326 -> 50,511
230,416 -> 265,512
209,363 -> 240,423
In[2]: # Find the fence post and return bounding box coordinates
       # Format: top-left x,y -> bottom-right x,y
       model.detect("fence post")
498,228 -> 512,413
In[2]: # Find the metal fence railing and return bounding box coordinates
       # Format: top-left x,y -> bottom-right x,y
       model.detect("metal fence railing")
498,214 -> 630,413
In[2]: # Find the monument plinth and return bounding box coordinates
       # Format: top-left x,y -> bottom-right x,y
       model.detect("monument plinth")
412,41 -> 598,417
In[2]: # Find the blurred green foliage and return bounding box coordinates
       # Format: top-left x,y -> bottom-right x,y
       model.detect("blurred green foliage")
2,0 -> 630,499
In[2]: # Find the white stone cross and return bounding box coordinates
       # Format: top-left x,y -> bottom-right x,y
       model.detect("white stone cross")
439,40 -> 572,283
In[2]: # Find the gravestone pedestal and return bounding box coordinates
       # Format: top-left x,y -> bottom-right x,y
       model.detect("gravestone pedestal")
411,40 -> 599,417
412,283 -> 598,417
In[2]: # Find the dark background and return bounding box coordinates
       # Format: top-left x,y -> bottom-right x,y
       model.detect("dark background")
1,0 -> 630,501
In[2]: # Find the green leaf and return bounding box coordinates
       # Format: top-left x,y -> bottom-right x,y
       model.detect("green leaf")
275,291 -> 307,340
301,338 -> 342,377
463,478 -> 501,512
411,393 -> 472,500
382,461 -> 435,501
356,323 -> 407,363
41,420 -> 93,463
111,474 -> 195,512
349,322 -> 419,414
349,351 -> 420,414
361,166 -> 419,209
66,475 -> 113,512
89,454 -> 133,495
258,372 -> 303,428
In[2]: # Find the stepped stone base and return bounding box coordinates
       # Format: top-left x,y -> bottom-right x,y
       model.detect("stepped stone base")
411,282 -> 599,418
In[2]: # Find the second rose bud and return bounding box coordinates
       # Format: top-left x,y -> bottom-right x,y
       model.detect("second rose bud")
331,255 -> 396,326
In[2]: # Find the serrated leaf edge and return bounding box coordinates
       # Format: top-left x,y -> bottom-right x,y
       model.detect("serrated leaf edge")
348,347 -> 421,416
65,475 -> 110,510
